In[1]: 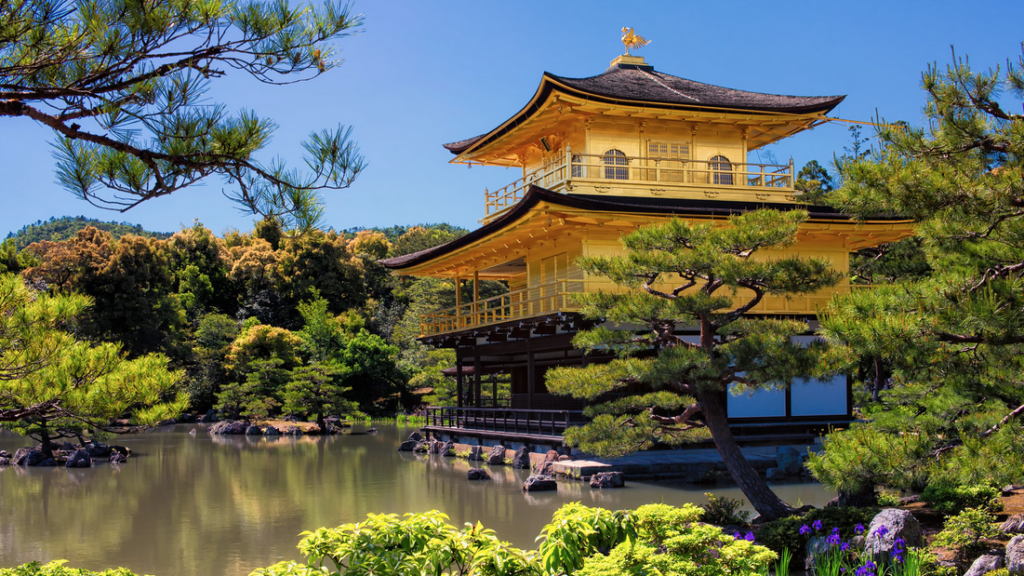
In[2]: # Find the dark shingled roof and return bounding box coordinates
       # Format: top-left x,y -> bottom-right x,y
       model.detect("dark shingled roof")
379,186 -> 892,270
443,62 -> 845,155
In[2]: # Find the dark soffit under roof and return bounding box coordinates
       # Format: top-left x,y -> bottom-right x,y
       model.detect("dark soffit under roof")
443,63 -> 846,156
378,185 -> 885,270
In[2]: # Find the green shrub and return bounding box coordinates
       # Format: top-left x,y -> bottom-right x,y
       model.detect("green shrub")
932,507 -> 1001,564
877,492 -> 902,507
755,507 -> 878,558
576,503 -> 776,576
254,510 -> 541,576
0,561 -> 140,575
984,570 -> 1009,576
535,502 -> 633,575
921,483 -> 1003,515
700,492 -> 751,526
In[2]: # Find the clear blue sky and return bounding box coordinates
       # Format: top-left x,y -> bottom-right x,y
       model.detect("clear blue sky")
1,0 -> 1022,237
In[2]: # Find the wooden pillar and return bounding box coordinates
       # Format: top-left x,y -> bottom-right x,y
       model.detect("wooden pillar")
527,340 -> 535,410
455,353 -> 463,408
473,270 -> 480,325
492,373 -> 498,408
473,355 -> 482,409
455,273 -> 462,328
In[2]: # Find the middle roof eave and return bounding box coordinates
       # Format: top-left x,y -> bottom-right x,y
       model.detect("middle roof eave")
378,185 -> 888,271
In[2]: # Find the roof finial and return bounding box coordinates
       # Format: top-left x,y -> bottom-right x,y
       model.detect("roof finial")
620,27 -> 650,56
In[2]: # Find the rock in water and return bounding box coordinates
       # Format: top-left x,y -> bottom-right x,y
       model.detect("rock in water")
775,446 -> 802,473
468,446 -> 484,461
407,431 -> 424,443
263,426 -> 280,436
0,450 -> 11,458
522,475 -> 557,492
486,445 -> 506,465
37,458 -> 57,467
245,425 -> 262,435
589,472 -> 624,489
544,450 -> 559,462
864,509 -> 924,560
1002,513 -> 1024,535
440,440 -> 455,456
511,447 -> 529,469
0,457 -> 9,466
1008,535 -> 1024,576
65,449 -> 92,468
12,448 -> 47,466
964,555 -> 1003,576
209,421 -> 248,435
467,468 -> 491,480
84,443 -> 112,457
109,452 -> 128,464
397,440 -> 417,452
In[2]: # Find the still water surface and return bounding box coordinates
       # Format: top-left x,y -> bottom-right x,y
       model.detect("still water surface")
0,424 -> 834,576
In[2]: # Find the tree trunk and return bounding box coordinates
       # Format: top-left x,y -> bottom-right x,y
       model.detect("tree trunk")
873,355 -> 884,402
39,422 -> 54,458
316,411 -> 327,435
699,388 -> 795,522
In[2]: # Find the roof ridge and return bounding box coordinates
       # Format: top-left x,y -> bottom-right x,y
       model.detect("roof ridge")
640,69 -> 700,103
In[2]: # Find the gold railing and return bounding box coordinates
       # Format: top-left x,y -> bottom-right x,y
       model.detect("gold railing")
420,280 -> 579,337
484,157 -> 568,217
483,148 -> 795,218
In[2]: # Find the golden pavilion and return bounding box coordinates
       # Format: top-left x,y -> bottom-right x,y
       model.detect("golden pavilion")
381,51 -> 913,445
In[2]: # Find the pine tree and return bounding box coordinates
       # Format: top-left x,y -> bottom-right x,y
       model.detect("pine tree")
808,47 -> 1024,494
546,209 -> 843,521
0,0 -> 365,230
0,274 -> 186,456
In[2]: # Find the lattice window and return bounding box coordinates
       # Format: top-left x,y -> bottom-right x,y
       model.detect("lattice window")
648,141 -> 689,182
711,155 -> 734,185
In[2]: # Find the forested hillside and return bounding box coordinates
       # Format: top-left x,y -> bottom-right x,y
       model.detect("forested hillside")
5,216 -> 172,249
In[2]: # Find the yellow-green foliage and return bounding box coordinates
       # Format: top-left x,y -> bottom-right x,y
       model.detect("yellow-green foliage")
254,510 -> 539,576
576,504 -> 776,576
0,560 -> 144,576
536,502 -> 633,574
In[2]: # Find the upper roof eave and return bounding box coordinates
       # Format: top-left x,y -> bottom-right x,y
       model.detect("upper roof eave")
443,67 -> 846,161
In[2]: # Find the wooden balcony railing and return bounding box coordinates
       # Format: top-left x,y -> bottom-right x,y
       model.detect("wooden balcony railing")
424,406 -> 586,439
420,279 -> 579,337
483,147 -> 795,219
418,280 -> 866,338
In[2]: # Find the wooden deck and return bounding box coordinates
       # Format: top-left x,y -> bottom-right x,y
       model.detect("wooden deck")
422,407 -> 585,444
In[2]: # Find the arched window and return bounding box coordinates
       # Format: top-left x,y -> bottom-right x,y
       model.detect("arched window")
603,149 -> 628,180
571,154 -> 582,178
710,155 -> 733,185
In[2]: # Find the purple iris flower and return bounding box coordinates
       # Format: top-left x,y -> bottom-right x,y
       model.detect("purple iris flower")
812,519 -> 823,531
841,542 -> 850,552
745,532 -> 756,542
874,525 -> 889,537
827,533 -> 842,546
854,524 -> 865,535
734,532 -> 742,539
800,524 -> 811,535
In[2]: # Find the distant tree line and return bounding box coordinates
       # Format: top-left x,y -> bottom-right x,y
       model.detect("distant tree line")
1,219 -> 483,429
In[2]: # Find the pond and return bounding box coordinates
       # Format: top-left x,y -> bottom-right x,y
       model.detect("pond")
0,424 -> 835,576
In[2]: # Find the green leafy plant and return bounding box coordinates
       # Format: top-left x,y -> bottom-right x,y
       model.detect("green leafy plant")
921,483 -> 1003,516
0,561 -> 141,575
575,503 -> 776,576
535,502 -> 634,575
931,508 -> 1001,564
253,510 -> 541,576
877,492 -> 903,507
701,492 -> 752,526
